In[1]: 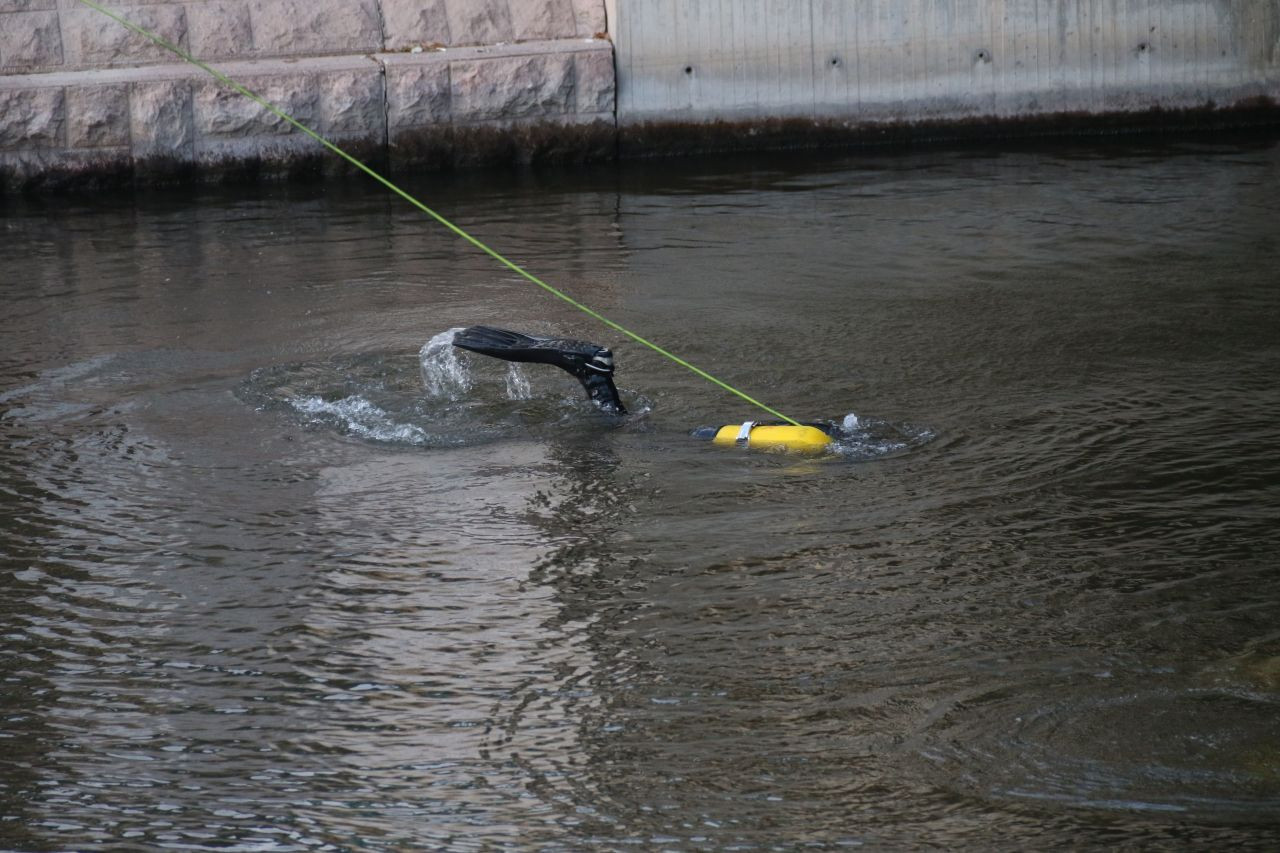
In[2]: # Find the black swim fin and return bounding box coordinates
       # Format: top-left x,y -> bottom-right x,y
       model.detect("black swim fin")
452,325 -> 626,414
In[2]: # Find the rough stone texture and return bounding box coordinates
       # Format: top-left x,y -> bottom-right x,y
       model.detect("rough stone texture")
0,4 -> 617,187
65,5 -> 188,66
572,0 -> 606,38
384,55 -> 450,129
187,1 -> 253,59
0,86 -> 63,148
194,132 -> 318,166
194,73 -> 317,136
573,47 -> 613,114
0,0 -> 55,11
451,53 -> 574,120
510,0 -> 575,42
56,0 -> 183,6
318,66 -> 384,135
248,0 -> 381,57
0,146 -> 131,190
129,79 -> 193,158
66,83 -> 129,147
0,11 -> 63,69
446,0 -> 513,47
380,0 -> 451,50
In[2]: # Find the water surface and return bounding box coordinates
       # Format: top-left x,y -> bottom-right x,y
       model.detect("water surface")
3,135 -> 1280,849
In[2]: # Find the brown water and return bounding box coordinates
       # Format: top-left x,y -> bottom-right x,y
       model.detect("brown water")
2,135 -> 1280,850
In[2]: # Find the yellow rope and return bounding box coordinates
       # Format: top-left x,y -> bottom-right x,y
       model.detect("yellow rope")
76,0 -> 801,425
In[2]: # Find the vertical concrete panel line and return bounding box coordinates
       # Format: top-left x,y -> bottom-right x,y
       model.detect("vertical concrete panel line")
906,0 -> 916,108
727,0 -> 737,113
1033,0 -> 1042,102
675,0 -> 686,112
1142,0 -> 1151,95
743,0 -> 754,111
620,0 -> 631,118
993,0 -> 1003,114
717,0 -> 729,115
868,3 -> 879,115
767,0 -> 776,110
843,0 -> 852,111
1151,0 -> 1162,101
1180,0 -> 1191,101
1108,0 -> 1118,103
808,0 -> 817,116
1105,0 -> 1114,107
803,0 -> 814,115
1119,0 -> 1128,92
1121,0 -> 1131,93
1077,0 -> 1086,104
1092,0 -> 1102,108
1191,0 -> 1200,98
926,0 -> 936,104
757,0 -> 767,111
1096,0 -> 1106,101
849,0 -> 859,111
1096,0 -> 1106,109
697,0 -> 707,113
910,0 -> 918,105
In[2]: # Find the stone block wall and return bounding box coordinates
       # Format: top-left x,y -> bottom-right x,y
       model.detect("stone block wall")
3,1 -> 1278,190
0,1 -> 614,187
0,0 -> 605,72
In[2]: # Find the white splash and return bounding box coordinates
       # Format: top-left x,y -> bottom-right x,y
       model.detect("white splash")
295,395 -> 428,444
841,412 -> 861,433
505,363 -> 532,400
419,328 -> 472,399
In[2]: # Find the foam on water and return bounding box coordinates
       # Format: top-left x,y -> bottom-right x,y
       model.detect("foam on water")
237,331 -> 638,449
828,412 -> 935,461
293,395 -> 430,445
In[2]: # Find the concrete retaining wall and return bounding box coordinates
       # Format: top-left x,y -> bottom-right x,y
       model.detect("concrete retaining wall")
616,0 -> 1280,125
0,0 -> 613,187
3,2 -> 1280,190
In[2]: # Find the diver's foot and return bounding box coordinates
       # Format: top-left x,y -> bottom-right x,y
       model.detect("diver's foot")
453,325 -> 625,414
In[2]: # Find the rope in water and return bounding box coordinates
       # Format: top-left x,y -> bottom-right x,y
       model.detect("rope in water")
76,0 -> 802,426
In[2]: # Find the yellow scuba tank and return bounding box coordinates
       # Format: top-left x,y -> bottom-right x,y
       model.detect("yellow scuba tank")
709,421 -> 834,454
452,327 -> 836,455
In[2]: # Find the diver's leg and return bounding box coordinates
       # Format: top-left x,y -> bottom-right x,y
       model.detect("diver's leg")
452,326 -> 626,414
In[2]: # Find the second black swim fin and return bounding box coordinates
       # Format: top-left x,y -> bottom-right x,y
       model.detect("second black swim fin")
452,325 -> 626,414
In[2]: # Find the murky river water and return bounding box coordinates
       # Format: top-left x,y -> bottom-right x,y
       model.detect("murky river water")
3,134 -> 1280,850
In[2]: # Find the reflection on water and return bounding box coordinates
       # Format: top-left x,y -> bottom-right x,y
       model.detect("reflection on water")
3,135 -> 1280,849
